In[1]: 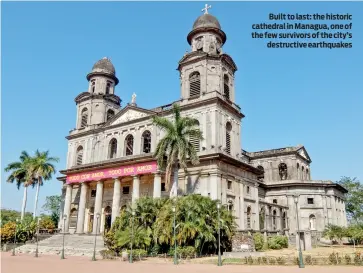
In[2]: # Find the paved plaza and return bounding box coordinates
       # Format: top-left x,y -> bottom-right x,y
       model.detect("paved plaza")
2,253 -> 362,273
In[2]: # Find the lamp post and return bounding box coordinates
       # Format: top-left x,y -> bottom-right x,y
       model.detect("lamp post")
172,205 -> 178,265
217,203 -> 222,266
35,218 -> 41,258
91,213 -> 100,261
12,218 -> 19,256
294,195 -> 305,268
61,215 -> 67,259
129,210 -> 135,263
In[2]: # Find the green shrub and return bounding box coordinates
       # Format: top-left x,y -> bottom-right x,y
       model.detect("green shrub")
276,256 -> 286,265
267,235 -> 288,250
329,252 -> 339,265
262,256 -> 268,264
100,249 -> 117,259
305,255 -> 312,265
256,257 -> 262,264
39,217 -> 55,230
269,257 -> 276,265
344,254 -> 352,265
126,249 -> 147,260
253,233 -> 264,251
247,256 -> 253,265
354,252 -> 362,265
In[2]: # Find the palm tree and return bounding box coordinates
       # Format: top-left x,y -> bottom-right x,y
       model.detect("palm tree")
152,104 -> 203,197
30,150 -> 59,219
4,151 -> 34,221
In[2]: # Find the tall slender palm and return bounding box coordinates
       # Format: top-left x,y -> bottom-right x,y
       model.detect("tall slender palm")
30,150 -> 59,219
152,104 -> 203,197
4,151 -> 34,220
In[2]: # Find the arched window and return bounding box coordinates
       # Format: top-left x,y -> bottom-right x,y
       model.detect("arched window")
257,165 -> 264,181
108,138 -> 117,159
225,122 -> 232,155
91,80 -> 96,93
260,207 -> 265,230
247,206 -> 252,229
278,163 -> 288,180
105,81 -> 111,94
297,163 -> 300,179
125,134 -> 134,156
309,214 -> 316,230
142,130 -> 151,153
246,186 -> 250,194
189,72 -> 201,97
306,169 -> 309,180
76,146 -> 83,165
189,120 -> 200,152
107,109 -> 115,121
302,166 -> 305,180
80,108 -> 88,128
272,210 -> 277,230
224,75 -> 230,100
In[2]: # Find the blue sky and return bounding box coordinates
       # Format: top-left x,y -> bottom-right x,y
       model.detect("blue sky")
2,1 -> 362,214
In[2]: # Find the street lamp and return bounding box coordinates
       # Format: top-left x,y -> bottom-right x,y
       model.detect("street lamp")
172,205 -> 178,265
35,218 -> 41,258
92,213 -> 100,261
130,210 -> 135,263
12,218 -> 19,256
294,195 -> 305,268
217,203 -> 222,266
61,215 -> 67,259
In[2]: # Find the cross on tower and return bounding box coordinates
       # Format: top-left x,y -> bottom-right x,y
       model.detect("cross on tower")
201,4 -> 211,14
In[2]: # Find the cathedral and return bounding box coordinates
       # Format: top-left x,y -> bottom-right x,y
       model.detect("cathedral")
57,8 -> 347,243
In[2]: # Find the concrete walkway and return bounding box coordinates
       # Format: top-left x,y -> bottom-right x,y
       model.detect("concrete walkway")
2,252 -> 362,273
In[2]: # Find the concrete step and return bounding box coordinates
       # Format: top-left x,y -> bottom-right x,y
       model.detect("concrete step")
15,234 -> 106,257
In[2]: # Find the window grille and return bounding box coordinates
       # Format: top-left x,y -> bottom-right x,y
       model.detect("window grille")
142,131 -> 151,153
76,146 -> 83,165
189,72 -> 201,97
224,75 -> 230,100
125,135 -> 134,156
81,108 -> 88,128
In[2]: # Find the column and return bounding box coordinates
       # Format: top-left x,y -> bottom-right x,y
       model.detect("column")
76,182 -> 88,234
111,178 -> 121,224
239,183 -> 245,230
323,195 -> 328,226
93,181 -> 104,234
254,183 -> 260,231
132,175 -> 140,203
287,195 -> 296,234
153,172 -> 161,198
210,173 -> 219,200
331,195 -> 336,225
63,184 -> 73,233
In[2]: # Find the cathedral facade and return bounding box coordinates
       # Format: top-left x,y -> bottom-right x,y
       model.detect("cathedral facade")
57,10 -> 347,239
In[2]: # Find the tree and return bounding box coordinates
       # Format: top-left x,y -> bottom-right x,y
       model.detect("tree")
152,104 -> 203,197
104,195 -> 236,255
337,176 -> 363,223
4,151 -> 34,221
323,224 -> 346,245
29,150 -> 59,219
42,195 -> 62,226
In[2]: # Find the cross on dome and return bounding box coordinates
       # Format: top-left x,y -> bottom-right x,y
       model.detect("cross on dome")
201,4 -> 211,14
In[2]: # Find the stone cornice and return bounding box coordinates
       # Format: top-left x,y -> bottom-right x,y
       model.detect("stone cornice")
263,182 -> 348,193
66,96 -> 244,140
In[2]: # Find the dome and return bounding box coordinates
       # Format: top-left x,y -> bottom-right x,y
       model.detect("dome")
192,14 -> 221,30
91,57 -> 116,75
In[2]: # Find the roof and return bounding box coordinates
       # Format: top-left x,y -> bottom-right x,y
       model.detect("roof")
245,145 -> 312,163
193,14 -> 221,30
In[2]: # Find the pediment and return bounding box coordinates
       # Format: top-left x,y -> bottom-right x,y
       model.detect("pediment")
107,105 -> 155,126
111,109 -> 149,125
296,146 -> 312,162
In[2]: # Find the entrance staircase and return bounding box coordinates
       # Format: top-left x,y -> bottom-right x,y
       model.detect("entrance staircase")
15,234 -> 106,257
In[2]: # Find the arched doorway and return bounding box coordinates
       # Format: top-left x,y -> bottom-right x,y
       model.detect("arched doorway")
88,207 -> 94,233
104,206 -> 112,234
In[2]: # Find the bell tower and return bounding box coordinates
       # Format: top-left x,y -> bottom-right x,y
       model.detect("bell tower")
74,57 -> 121,130
178,5 -> 237,103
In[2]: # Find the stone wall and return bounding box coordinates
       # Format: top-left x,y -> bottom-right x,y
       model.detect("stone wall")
231,232 -> 255,252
